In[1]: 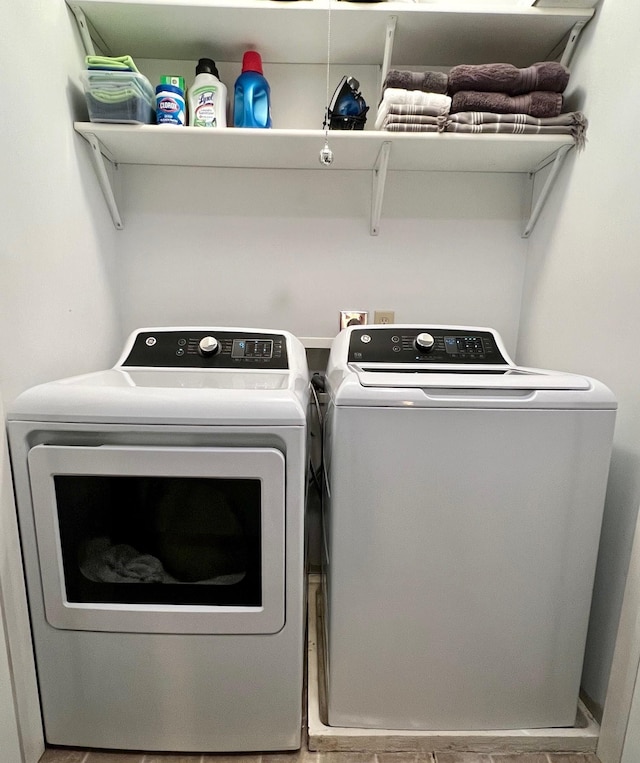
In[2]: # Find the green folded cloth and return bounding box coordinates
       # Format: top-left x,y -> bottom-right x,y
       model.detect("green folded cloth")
89,87 -> 150,105
84,72 -> 154,102
85,55 -> 139,73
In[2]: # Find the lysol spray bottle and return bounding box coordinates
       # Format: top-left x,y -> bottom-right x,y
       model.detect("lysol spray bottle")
188,58 -> 227,127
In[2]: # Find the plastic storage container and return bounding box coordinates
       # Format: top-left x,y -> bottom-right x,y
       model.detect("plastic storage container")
81,70 -> 155,124
233,51 -> 272,128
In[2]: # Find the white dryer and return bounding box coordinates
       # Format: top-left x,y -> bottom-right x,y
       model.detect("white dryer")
8,327 -> 309,752
322,324 -> 616,731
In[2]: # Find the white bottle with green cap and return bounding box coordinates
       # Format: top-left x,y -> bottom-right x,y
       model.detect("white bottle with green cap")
188,58 -> 227,127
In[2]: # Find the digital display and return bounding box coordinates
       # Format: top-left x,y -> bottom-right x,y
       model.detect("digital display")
231,339 -> 274,359
444,336 -> 484,355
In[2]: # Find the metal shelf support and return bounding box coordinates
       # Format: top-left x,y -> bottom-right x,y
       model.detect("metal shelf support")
371,141 -> 392,236
561,20 -> 589,67
380,16 -> 398,97
69,5 -> 95,56
522,143 -> 573,239
84,133 -> 124,230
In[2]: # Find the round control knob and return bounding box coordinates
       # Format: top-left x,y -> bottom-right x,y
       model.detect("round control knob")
415,332 -> 435,352
198,336 -> 219,356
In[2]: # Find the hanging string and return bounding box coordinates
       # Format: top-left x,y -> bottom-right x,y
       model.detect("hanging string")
319,0 -> 334,166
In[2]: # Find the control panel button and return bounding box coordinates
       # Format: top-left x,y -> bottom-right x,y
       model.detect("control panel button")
415,332 -> 435,352
361,334 -> 372,344
198,336 -> 220,356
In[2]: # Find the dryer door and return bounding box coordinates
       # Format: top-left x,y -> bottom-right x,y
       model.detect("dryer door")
27,445 -> 285,634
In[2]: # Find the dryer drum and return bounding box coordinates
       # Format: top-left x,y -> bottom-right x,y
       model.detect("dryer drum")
151,480 -> 249,582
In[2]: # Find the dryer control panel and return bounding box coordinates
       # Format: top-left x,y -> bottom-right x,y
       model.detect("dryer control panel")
348,328 -> 507,364
121,330 -> 289,369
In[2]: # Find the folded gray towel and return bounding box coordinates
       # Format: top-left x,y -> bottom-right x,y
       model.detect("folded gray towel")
379,113 -> 446,132
383,69 -> 449,95
448,62 -> 570,96
381,123 -> 441,133
450,91 -> 563,118
446,110 -> 587,149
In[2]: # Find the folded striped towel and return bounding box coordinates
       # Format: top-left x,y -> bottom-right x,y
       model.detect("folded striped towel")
381,124 -> 441,133
446,111 -> 588,149
379,114 -> 446,131
375,89 -> 451,130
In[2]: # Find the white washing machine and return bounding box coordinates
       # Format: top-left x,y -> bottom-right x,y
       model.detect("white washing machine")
8,327 -> 309,753
322,324 -> 616,731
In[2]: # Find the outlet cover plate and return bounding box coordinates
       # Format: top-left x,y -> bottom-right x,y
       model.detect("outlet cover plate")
340,311 -> 369,330
374,311 -> 395,324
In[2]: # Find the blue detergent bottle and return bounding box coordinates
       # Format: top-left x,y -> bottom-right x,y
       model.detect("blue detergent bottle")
234,51 -> 272,128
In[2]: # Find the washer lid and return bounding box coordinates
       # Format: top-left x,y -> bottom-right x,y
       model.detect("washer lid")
353,365 -> 592,391
330,368 -> 616,408
326,324 -> 616,409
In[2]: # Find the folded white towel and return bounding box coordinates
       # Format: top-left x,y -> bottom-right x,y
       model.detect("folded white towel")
375,88 -> 451,130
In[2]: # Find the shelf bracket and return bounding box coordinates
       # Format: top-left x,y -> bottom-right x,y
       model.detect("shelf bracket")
84,133 -> 124,230
69,5 -> 95,56
522,143 -> 573,239
371,141 -> 392,236
380,16 -> 398,97
560,20 -> 588,68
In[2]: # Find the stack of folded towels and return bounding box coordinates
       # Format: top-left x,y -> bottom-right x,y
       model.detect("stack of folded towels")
82,55 -> 155,124
376,62 -> 587,149
374,69 -> 451,132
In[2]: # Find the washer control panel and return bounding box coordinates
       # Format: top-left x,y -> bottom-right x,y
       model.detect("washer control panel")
348,328 -> 507,364
122,330 -> 288,368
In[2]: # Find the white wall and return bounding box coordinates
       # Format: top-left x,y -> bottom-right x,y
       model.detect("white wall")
114,50 -> 531,347
1,1 -> 123,758
517,0 -> 640,716
0,613 -> 21,763
117,165 -> 528,351
0,402 -> 38,763
0,2 -> 122,406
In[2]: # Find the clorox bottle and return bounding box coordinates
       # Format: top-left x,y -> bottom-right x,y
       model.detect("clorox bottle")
233,51 -> 272,128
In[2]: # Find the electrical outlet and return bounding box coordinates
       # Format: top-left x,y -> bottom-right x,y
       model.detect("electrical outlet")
339,311 -> 369,330
374,310 -> 395,325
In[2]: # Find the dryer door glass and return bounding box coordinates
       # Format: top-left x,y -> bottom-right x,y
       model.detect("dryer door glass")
27,445 -> 286,634
54,475 -> 262,607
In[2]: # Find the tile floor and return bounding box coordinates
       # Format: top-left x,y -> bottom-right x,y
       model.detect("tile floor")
39,748 -> 602,763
